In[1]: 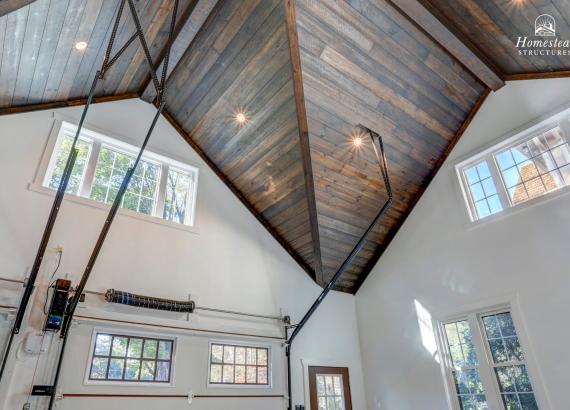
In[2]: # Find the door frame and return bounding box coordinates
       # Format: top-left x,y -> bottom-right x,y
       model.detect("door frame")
308,366 -> 352,410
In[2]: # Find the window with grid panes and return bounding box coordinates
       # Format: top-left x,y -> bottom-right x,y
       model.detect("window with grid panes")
316,374 -> 346,410
439,309 -> 540,410
442,320 -> 489,409
209,343 -> 269,385
42,121 -> 198,226
495,127 -> 570,206
481,312 -> 539,410
464,161 -> 503,219
457,109 -> 570,221
88,333 -> 174,383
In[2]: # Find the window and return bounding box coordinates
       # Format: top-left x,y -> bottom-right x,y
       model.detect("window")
439,309 -> 540,410
457,108 -> 570,221
208,342 -> 269,386
464,161 -> 503,219
443,320 -> 488,409
46,134 -> 92,195
41,121 -> 198,226
481,312 -> 538,409
496,127 -> 570,206
88,332 -> 174,383
308,366 -> 352,410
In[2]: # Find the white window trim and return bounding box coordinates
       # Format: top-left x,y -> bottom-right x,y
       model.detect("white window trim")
454,104 -> 570,226
83,328 -> 178,387
206,339 -> 273,389
434,295 -> 552,410
32,113 -> 200,234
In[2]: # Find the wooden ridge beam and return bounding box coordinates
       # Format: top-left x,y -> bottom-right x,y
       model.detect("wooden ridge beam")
0,0 -> 35,17
140,0 -> 220,102
354,88 -> 492,293
0,93 -> 139,116
388,0 -> 504,91
160,108 -> 316,280
284,0 -> 323,285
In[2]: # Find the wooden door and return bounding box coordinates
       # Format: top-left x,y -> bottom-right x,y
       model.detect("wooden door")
308,366 -> 352,410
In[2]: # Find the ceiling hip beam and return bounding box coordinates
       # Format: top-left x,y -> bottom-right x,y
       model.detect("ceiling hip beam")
388,0 -> 504,91
284,0 -> 324,285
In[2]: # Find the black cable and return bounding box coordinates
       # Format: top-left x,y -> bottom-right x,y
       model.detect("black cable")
43,251 -> 63,315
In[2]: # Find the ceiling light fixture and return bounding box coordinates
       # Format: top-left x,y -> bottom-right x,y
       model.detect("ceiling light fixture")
75,41 -> 87,51
353,136 -> 363,147
233,109 -> 249,126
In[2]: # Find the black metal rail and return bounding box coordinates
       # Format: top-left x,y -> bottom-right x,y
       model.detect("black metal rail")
285,126 -> 393,410
46,1 -> 179,407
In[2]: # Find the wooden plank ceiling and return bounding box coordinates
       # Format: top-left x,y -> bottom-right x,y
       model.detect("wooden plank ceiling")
1,0 -> 569,293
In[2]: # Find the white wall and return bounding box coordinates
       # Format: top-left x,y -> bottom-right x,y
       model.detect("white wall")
355,77 -> 570,410
0,99 -> 366,409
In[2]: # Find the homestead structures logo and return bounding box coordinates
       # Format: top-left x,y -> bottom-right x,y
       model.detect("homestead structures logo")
535,14 -> 555,36
515,14 -> 570,56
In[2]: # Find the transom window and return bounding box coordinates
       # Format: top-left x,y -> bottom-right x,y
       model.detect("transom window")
457,108 -> 570,221
42,121 -> 198,226
88,332 -> 174,383
208,342 -> 269,386
440,309 -> 539,410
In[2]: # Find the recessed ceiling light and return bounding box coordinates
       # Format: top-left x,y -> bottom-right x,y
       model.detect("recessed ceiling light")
353,136 -> 363,147
234,110 -> 249,126
75,41 -> 87,51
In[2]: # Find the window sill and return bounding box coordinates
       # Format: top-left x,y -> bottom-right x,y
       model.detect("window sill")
28,183 -> 200,235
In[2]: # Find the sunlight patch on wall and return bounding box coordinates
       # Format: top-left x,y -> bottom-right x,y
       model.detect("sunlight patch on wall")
414,299 -> 440,364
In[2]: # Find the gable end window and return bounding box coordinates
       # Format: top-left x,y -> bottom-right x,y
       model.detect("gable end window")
457,108 -> 570,221
40,120 -> 198,227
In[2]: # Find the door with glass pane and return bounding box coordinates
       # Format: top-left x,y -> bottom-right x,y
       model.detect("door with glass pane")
309,366 -> 352,410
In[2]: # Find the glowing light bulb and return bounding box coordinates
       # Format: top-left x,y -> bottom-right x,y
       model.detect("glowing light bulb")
75,41 -> 87,51
353,136 -> 363,147
234,110 -> 248,126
